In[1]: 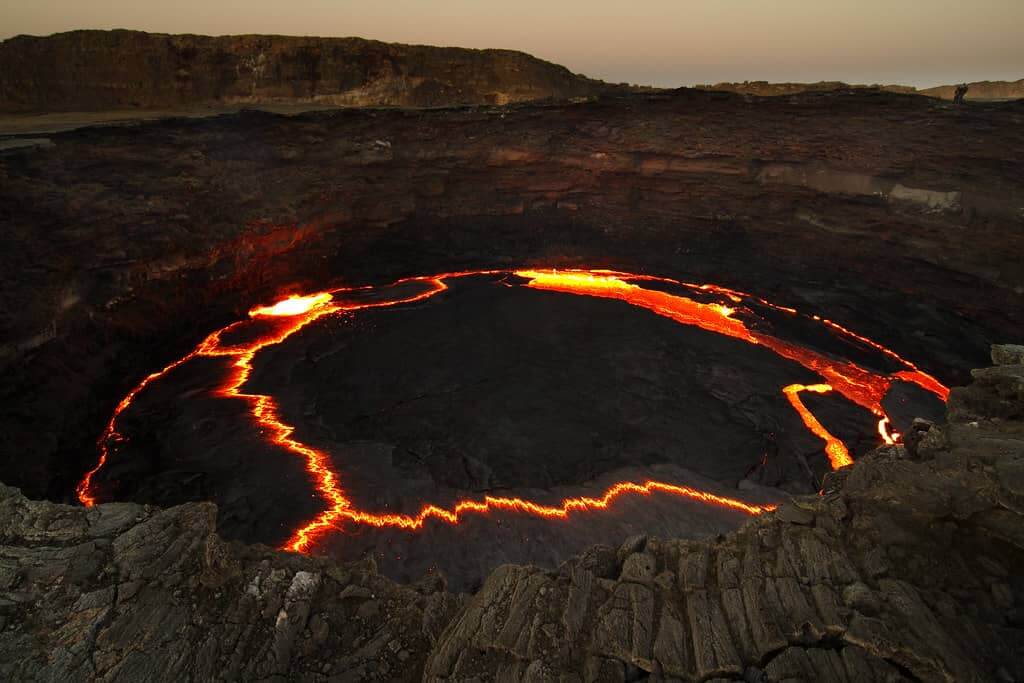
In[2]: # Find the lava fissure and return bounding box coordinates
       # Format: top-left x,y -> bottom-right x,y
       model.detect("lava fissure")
782,384 -> 853,469
77,268 -> 948,554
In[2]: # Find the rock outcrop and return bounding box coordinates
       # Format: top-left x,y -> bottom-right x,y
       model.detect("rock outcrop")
0,485 -> 466,680
0,30 -> 610,113
2,346 -> 1023,680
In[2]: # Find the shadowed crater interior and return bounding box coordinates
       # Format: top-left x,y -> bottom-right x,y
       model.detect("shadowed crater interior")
88,273 -> 945,588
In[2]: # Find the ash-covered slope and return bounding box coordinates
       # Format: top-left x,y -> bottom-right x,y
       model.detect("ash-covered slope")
2,345 -> 1023,681
0,30 -> 609,113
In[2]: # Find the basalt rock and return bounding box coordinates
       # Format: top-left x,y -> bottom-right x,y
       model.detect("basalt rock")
1,349 -> 1023,680
425,349 -> 1024,681
0,483 -> 466,681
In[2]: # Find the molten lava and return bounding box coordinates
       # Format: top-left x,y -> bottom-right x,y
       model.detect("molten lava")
77,268 -> 949,555
517,269 -> 944,454
249,292 -> 334,317
782,384 -> 852,469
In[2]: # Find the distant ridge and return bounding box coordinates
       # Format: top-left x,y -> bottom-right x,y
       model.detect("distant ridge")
918,79 -> 1024,100
698,79 -> 1024,100
0,30 -> 615,113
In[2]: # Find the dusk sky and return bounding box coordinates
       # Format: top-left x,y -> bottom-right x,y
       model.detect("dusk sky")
3,0 -> 1022,88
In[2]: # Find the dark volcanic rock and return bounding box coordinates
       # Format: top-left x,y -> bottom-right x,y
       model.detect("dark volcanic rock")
2,350 -> 1024,680
424,347 -> 1024,681
0,484 -> 465,681
1,89 -> 1022,504
85,276 -> 802,588
0,30 -> 610,113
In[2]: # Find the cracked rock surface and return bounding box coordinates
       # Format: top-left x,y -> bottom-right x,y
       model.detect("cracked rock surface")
426,346 -> 1024,682
0,491 -> 464,681
2,344 -> 1023,681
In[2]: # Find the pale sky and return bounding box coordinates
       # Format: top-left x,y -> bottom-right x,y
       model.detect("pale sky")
2,0 -> 1022,88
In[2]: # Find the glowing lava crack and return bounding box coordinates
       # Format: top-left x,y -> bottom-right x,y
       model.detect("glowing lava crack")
77,269 -> 949,554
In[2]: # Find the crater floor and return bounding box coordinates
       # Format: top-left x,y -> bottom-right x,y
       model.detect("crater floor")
83,270 -> 945,588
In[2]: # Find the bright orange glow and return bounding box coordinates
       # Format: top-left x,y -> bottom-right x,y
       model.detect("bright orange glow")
877,416 -> 901,445
249,292 -> 334,317
517,269 -> 949,457
569,267 -> 949,404
77,268 -> 949,555
75,349 -> 205,507
518,269 -> 893,413
892,369 -> 950,402
782,384 -> 853,469
284,480 -> 776,553
516,269 -> 754,341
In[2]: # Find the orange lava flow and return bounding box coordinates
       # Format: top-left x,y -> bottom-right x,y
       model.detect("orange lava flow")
75,349 -> 205,507
517,269 -> 948,461
77,267 -> 949,554
519,269 -> 888,408
286,481 -> 776,552
570,268 -> 949,404
782,384 -> 853,469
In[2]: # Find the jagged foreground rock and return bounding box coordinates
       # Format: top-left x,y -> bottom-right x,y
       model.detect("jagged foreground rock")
0,490 -> 466,680
427,345 -> 1024,682
2,346 -> 1023,681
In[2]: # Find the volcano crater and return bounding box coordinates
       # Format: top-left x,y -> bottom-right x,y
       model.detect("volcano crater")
83,270 -> 946,588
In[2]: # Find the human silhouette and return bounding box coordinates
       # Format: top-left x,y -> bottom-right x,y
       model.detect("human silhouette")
953,83 -> 969,105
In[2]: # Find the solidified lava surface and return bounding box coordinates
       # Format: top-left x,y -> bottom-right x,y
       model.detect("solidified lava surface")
78,269 -> 947,588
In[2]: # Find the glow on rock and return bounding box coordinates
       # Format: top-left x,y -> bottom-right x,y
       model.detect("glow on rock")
782,384 -> 853,469
77,268 -> 949,555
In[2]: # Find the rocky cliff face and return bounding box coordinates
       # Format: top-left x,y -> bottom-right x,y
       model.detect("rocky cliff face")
2,345 -> 1022,681
0,30 -> 609,113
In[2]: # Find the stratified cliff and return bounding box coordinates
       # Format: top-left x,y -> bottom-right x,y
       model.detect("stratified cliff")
1,345 -> 1022,681
0,30 -> 610,113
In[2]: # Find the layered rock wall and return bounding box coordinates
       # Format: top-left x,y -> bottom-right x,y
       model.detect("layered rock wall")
0,30 -> 608,113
